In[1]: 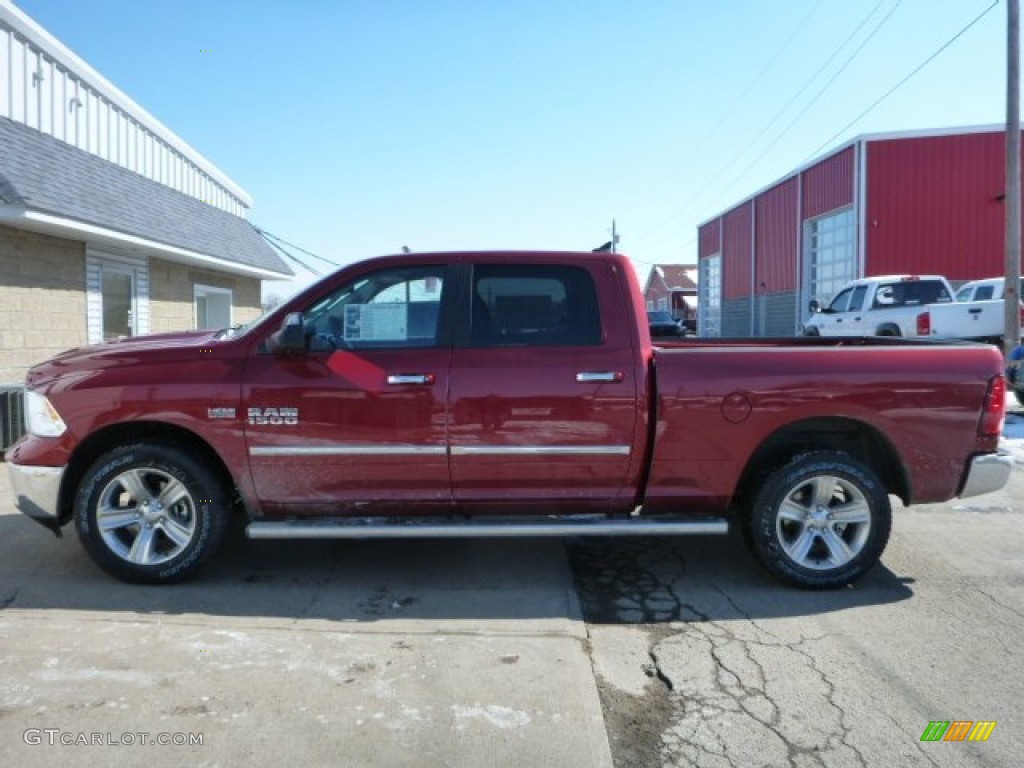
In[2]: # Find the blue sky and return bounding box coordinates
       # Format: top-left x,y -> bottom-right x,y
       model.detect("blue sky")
14,0 -> 1009,298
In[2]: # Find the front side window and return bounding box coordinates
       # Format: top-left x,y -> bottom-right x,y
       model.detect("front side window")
469,264 -> 601,346
303,265 -> 446,349
828,287 -> 854,313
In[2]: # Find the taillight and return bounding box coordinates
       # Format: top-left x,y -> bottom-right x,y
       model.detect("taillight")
916,311 -> 931,337
978,375 -> 1006,437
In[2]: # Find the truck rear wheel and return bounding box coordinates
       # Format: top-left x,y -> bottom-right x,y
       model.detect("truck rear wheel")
744,451 -> 891,589
74,444 -> 229,584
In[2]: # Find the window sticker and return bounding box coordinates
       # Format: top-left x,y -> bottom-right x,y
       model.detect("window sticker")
344,303 -> 407,341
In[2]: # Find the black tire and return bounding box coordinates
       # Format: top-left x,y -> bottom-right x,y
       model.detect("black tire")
744,451 -> 892,589
875,325 -> 901,337
1015,387 -> 1024,408
74,443 -> 229,584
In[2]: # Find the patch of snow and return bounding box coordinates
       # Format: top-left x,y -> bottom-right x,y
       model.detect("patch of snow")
451,704 -> 531,730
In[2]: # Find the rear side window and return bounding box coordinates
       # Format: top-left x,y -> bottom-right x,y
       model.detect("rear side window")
974,285 -> 995,301
470,264 -> 602,346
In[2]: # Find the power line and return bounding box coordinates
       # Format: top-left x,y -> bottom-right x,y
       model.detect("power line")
629,0 -> 890,251
258,231 -> 322,276
254,226 -> 344,269
804,0 -> 1000,160
633,0 -> 999,269
689,0 -> 904,222
624,0 -> 825,230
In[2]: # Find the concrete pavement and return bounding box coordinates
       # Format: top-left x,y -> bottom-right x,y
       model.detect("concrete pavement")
0,468 -> 613,768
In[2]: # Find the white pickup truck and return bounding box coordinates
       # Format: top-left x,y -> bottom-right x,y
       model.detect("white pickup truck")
803,274 -> 1019,343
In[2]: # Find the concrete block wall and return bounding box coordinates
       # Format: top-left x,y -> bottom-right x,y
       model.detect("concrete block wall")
0,225 -> 87,384
149,261 -> 262,333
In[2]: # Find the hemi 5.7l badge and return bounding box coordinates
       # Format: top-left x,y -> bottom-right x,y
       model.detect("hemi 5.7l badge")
248,407 -> 299,426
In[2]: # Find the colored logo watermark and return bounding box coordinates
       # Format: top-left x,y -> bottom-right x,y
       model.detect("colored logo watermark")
920,721 -> 997,742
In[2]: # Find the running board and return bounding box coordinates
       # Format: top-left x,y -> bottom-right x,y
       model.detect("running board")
246,515 -> 729,540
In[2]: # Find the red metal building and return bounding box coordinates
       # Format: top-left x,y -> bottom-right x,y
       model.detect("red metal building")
697,126 -> 1016,337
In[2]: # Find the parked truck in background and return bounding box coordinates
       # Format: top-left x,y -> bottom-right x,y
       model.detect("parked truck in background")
7,251 -> 1012,589
955,275 -> 1024,303
803,274 -> 1022,343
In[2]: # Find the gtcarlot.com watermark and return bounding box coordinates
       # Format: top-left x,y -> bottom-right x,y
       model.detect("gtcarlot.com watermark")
23,729 -> 203,747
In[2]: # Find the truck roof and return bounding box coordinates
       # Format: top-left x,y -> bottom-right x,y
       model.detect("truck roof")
845,274 -> 948,286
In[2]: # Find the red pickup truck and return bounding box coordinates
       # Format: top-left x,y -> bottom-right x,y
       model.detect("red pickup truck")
6,251 -> 1012,588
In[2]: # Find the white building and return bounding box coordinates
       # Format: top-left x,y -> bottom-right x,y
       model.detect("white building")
0,0 -> 292,386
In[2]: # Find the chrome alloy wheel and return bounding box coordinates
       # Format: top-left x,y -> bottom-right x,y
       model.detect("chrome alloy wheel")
775,474 -> 872,571
96,468 -> 198,566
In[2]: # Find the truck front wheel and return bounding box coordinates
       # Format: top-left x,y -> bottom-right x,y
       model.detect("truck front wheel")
74,444 -> 229,584
745,451 -> 891,589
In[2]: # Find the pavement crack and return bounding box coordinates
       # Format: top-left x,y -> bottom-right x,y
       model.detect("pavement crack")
976,587 -> 1024,622
647,647 -> 674,693
880,711 -> 943,768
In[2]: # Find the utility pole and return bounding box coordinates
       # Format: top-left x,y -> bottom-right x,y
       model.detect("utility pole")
611,219 -> 619,253
1006,0 -> 1022,356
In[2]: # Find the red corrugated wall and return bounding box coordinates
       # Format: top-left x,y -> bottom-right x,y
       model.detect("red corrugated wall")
698,220 -> 721,257
802,145 -> 855,220
722,202 -> 753,299
755,176 -> 798,292
865,133 -> 1006,279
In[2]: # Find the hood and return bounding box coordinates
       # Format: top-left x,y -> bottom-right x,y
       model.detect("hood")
26,330 -> 223,390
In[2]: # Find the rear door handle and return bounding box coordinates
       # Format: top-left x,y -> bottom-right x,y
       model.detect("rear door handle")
968,308 -> 982,314
386,374 -> 436,385
576,371 -> 624,383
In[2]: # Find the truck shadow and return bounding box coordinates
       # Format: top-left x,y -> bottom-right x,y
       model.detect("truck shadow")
566,532 -> 913,624
0,514 -> 912,625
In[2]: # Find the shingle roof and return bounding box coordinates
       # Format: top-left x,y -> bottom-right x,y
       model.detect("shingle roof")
0,117 -> 292,277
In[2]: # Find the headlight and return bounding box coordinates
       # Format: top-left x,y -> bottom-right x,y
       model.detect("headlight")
24,390 -> 67,437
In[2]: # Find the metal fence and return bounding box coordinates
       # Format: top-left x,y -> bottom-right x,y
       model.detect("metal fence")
0,386 -> 25,453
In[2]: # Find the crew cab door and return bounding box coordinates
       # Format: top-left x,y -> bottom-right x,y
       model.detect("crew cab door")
815,284 -> 868,335
447,261 -> 641,511
243,264 -> 454,515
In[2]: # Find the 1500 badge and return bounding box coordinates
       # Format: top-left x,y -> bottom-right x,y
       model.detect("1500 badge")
247,407 -> 299,426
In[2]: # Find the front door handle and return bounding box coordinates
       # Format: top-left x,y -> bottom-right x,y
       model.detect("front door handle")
386,374 -> 436,385
576,371 -> 624,383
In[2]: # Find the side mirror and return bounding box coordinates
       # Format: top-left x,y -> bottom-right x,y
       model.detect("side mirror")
267,312 -> 306,353
808,299 -> 820,314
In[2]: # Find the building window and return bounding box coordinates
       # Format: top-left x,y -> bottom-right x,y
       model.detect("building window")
194,284 -> 233,330
805,208 -> 856,307
101,267 -> 136,341
699,254 -> 721,337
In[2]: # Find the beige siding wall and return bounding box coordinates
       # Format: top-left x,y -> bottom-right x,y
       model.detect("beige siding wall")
0,226 -> 87,384
0,225 -> 264,384
148,261 -> 262,333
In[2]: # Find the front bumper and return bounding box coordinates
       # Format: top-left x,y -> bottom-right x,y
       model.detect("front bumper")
958,450 -> 1014,499
6,462 -> 66,532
